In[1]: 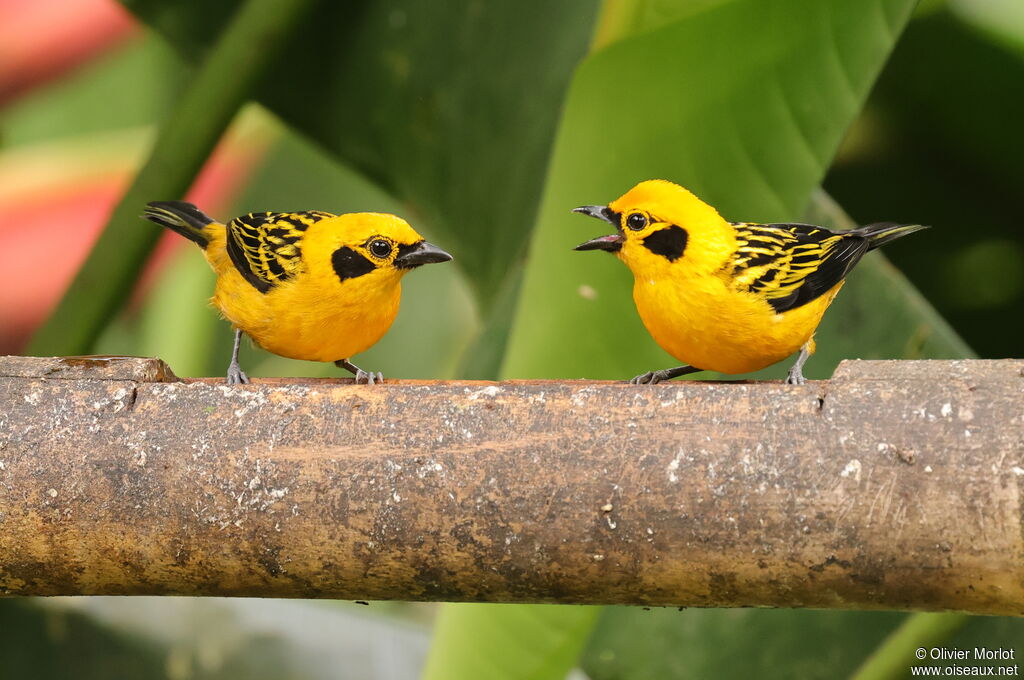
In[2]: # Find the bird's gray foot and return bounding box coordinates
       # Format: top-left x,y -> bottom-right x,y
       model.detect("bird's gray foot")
335,359 -> 384,385
630,370 -> 668,385
629,365 -> 701,385
226,328 -> 250,385
785,343 -> 812,385
354,368 -> 384,385
785,365 -> 806,385
226,363 -> 250,385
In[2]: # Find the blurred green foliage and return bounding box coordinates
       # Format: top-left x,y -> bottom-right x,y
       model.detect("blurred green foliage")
826,8 -> 1024,359
423,604 -> 601,680
586,608 -> 905,679
0,600 -> 166,680
0,597 -> 433,679
1,37 -> 185,145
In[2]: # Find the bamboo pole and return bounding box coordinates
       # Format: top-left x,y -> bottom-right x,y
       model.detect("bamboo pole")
0,356 -> 1021,615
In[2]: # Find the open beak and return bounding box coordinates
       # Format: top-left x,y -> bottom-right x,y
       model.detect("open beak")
574,234 -> 625,252
395,241 -> 453,268
572,205 -> 624,252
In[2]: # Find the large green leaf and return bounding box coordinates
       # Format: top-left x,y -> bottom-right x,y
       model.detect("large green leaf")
119,0 -> 599,305
849,613 -> 971,680
584,608 -> 904,680
584,608 -> 1024,680
1,37 -> 185,148
134,246 -> 219,377
422,604 -> 600,680
502,0 -> 929,380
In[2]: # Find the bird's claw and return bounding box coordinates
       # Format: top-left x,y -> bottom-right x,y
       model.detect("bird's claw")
226,365 -> 250,385
354,369 -> 384,385
629,370 -> 667,385
785,369 -> 806,385
335,359 -> 383,385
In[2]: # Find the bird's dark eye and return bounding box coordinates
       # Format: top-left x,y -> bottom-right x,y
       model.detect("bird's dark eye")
626,212 -> 648,231
369,239 -> 392,258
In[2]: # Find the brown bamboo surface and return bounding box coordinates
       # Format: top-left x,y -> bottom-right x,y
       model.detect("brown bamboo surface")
0,355 -> 1021,615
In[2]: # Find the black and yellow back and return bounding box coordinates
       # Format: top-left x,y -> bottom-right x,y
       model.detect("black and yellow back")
726,221 -> 927,313
224,211 -> 335,293
144,202 -> 336,294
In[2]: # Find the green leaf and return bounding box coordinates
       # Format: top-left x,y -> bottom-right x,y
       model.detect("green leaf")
1,37 -> 185,148
118,0 -> 599,305
456,265 -> 524,379
584,608 -> 906,680
951,0 -> 1024,52
583,608 -> 1024,680
864,614 -> 1024,680
135,247 -> 220,377
880,11 -> 1024,182
849,613 -> 971,680
0,600 -> 166,680
422,604 -> 601,680
501,0 -> 930,380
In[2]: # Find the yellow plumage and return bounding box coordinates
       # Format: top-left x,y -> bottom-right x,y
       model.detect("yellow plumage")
143,202 -> 452,384
574,180 -> 926,383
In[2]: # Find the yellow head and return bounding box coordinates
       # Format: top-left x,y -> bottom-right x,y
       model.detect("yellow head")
300,212 -> 452,292
573,180 -> 735,278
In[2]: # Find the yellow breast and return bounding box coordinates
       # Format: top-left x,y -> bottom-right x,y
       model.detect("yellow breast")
632,272 -> 841,375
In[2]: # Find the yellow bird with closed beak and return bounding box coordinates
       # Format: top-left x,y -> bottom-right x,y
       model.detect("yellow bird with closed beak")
143,201 -> 452,384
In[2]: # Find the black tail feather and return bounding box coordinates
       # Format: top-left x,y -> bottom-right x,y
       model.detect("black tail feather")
142,201 -> 215,248
854,222 -> 929,251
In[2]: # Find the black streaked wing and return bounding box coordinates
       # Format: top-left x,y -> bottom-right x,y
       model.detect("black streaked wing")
226,210 -> 335,293
726,222 -> 870,313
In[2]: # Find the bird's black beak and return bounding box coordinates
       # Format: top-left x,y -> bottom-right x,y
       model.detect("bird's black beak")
573,205 -> 624,252
574,234 -> 625,252
395,241 -> 453,268
573,205 -> 618,225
